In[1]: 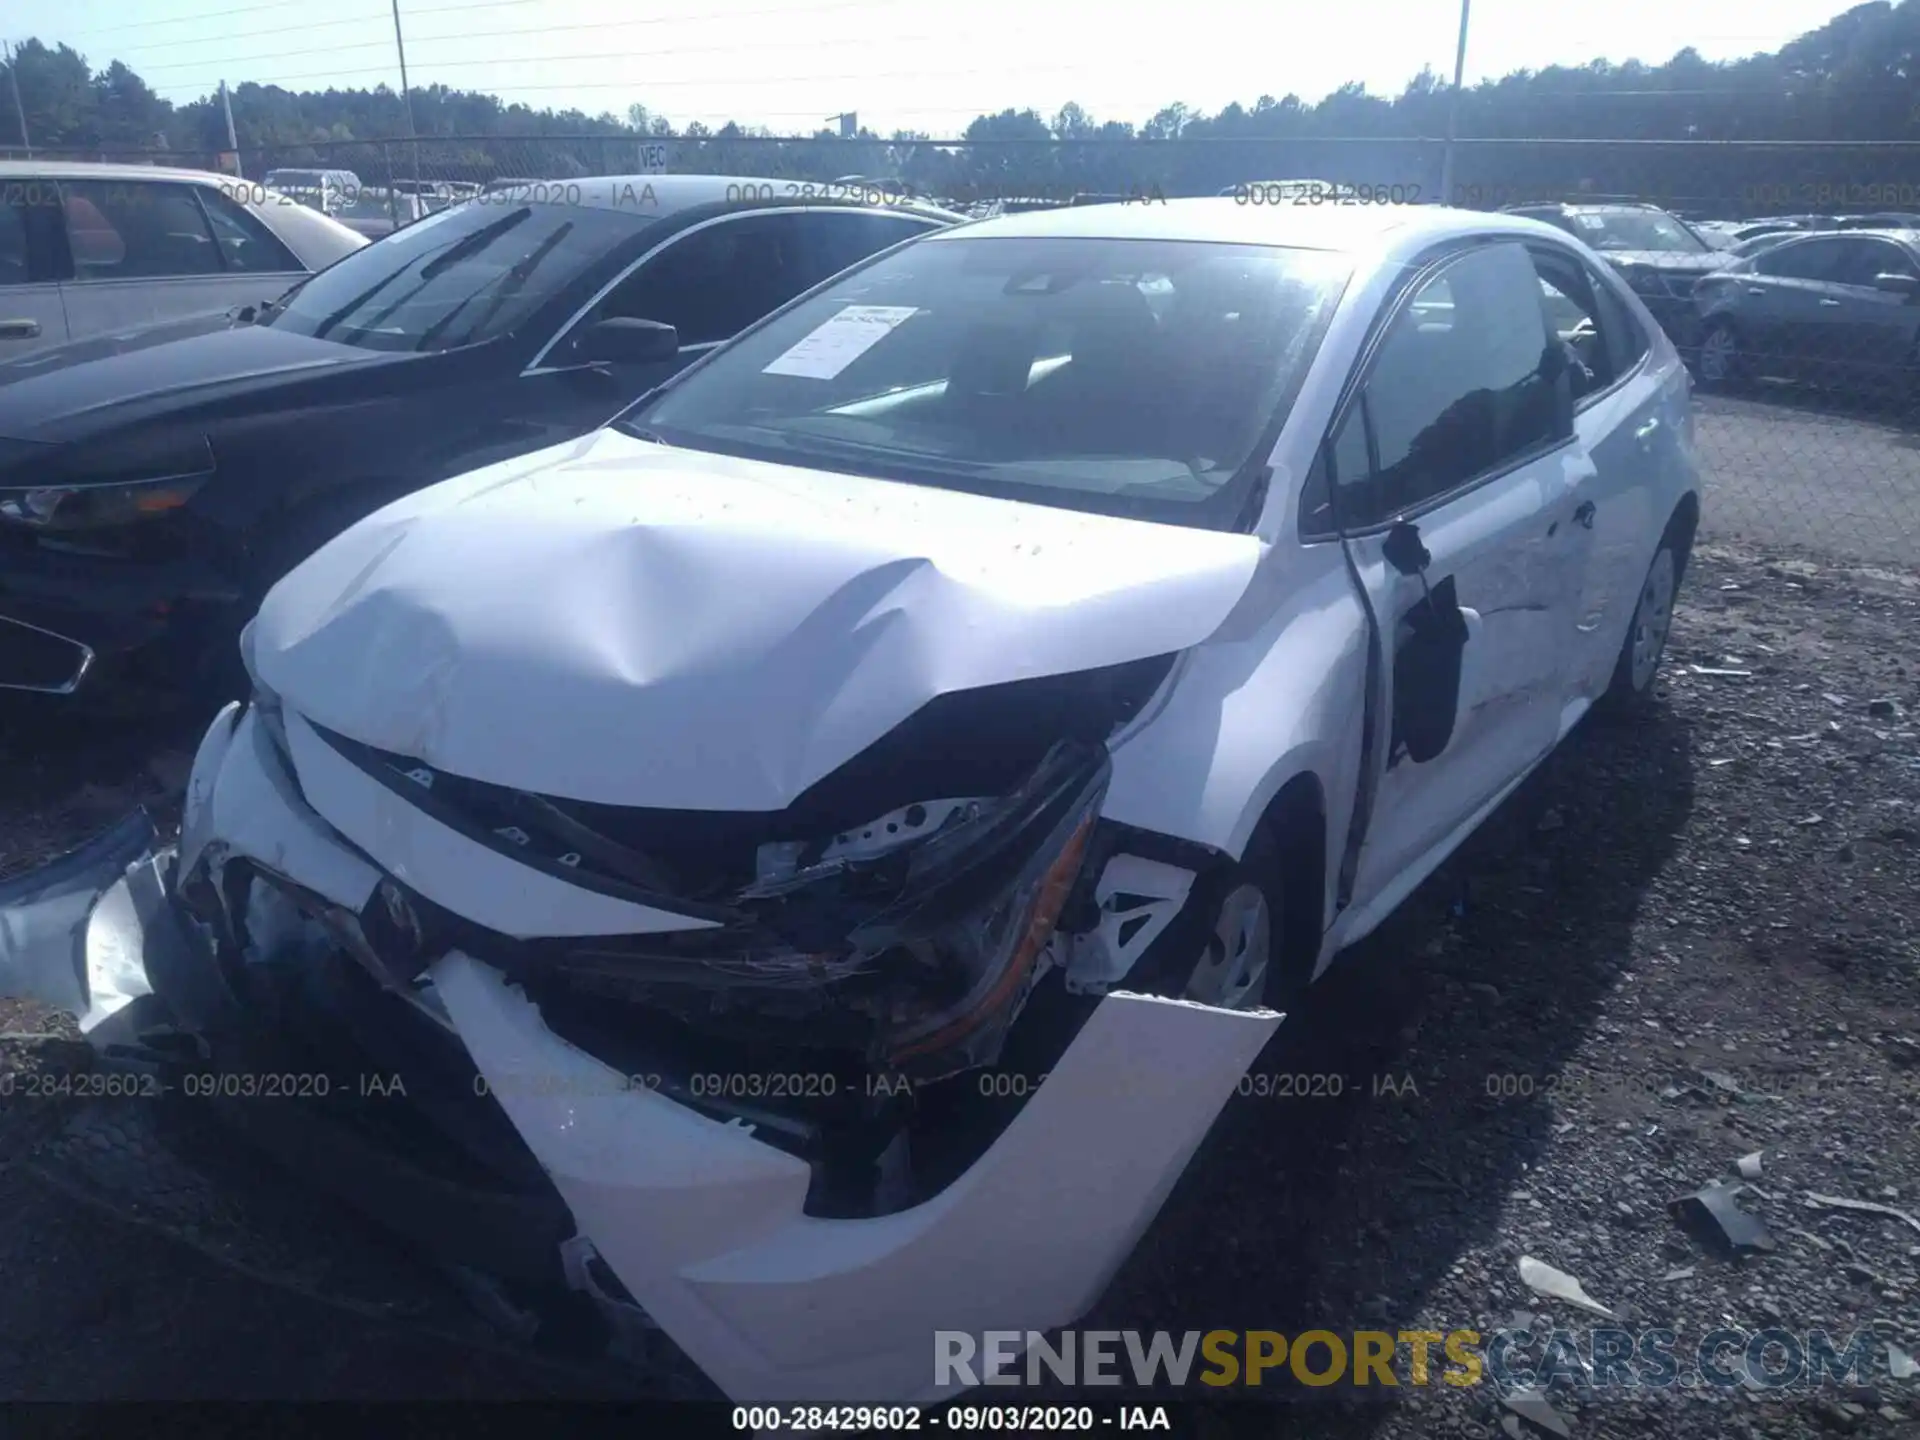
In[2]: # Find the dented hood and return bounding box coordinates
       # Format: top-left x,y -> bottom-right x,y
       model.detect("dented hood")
252,427 -> 1263,811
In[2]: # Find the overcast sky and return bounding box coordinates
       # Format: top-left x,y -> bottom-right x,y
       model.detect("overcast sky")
9,0 -> 1860,135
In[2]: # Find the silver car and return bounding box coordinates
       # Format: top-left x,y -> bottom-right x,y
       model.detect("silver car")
1,161 -> 366,358
1692,228 -> 1920,392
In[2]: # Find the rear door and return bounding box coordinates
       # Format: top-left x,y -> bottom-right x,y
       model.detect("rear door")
0,180 -> 70,358
1745,236 -> 1849,379
54,177 -> 291,340
1336,240 -> 1590,909
1529,243 -> 1667,706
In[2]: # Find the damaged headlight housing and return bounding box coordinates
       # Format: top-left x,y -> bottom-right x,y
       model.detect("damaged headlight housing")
545,741 -> 1110,1085
789,740 -> 1108,1083
872,779 -> 1099,1082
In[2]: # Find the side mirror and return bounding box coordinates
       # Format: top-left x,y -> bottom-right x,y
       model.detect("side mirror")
1872,272 -> 1920,297
1382,519 -> 1431,577
575,317 -> 679,365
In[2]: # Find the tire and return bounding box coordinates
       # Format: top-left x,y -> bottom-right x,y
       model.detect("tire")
1694,320 -> 1745,391
1181,825 -> 1308,1014
1596,531 -> 1682,719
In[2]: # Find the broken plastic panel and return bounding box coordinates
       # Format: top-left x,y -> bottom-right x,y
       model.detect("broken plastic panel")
0,809 -> 160,1031
435,948 -> 1283,1403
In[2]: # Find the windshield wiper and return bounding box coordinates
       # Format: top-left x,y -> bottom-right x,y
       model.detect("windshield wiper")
418,207 -> 531,280
417,219 -> 572,351
313,209 -> 533,342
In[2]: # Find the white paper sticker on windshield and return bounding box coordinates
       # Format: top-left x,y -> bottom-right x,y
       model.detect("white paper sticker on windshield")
762,305 -> 919,379
1573,214 -> 1606,231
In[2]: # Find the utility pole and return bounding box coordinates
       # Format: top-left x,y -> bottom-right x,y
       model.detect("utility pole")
220,80 -> 242,175
1437,0 -> 1471,206
2,41 -> 31,155
390,0 -> 421,209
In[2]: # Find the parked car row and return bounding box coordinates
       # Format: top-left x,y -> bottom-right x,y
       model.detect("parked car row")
1504,200 -> 1920,399
1,189 -> 1703,1406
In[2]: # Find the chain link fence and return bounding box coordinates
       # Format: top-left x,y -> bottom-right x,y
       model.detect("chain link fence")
9,131 -> 1920,564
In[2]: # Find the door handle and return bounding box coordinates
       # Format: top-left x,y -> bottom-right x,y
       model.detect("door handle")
1635,418 -> 1660,440
1573,500 -> 1596,529
1746,286 -> 1766,296
0,318 -> 41,340
1818,297 -> 1842,307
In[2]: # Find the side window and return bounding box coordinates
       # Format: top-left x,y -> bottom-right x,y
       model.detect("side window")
0,194 -> 28,286
1355,242 -> 1565,521
592,214 -> 812,348
1528,247 -> 1618,402
795,210 -> 937,282
1585,266 -> 1651,376
1754,239 -> 1843,282
196,189 -> 300,273
1298,401 -> 1369,538
59,180 -> 223,280
1837,238 -> 1915,287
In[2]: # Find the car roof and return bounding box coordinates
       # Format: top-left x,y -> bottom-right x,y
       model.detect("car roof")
1812,227 -> 1920,243
0,163 -> 961,220
1509,201 -> 1668,215
470,173 -> 960,220
0,159 -> 249,185
926,198 -> 1575,258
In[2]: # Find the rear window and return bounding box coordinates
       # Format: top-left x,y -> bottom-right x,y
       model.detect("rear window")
1564,210 -> 1708,255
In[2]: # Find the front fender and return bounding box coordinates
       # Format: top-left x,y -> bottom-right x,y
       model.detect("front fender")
1105,548 -> 1369,888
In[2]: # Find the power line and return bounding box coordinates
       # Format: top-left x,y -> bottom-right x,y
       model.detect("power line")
150,59 -> 1146,102
94,0 -> 904,58
132,23 -> 963,81
93,16 -> 403,58
63,0 -> 540,40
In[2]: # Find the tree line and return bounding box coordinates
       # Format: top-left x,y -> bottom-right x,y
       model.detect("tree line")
6,0 -> 1920,214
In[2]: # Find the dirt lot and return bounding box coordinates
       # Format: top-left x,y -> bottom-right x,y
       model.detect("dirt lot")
1,537 -> 1916,1437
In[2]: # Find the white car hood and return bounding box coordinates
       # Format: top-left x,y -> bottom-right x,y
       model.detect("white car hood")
253,428 -> 1263,811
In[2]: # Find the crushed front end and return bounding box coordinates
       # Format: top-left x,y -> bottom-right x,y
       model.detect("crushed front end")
2,671 -> 1279,1403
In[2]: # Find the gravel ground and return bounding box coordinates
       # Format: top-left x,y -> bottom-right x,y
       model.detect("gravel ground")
1694,390 -> 1920,566
1,535 -> 1916,1439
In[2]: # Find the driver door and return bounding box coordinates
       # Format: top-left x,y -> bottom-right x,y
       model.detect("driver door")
1336,241 -> 1589,914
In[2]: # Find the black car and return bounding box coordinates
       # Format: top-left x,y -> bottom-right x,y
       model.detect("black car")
1504,202 -> 1734,352
0,176 -> 957,704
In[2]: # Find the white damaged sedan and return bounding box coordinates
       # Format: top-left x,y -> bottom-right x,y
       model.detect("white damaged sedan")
0,200 -> 1701,1402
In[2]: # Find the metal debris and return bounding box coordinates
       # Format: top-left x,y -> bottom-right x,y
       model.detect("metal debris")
1889,1342 -> 1917,1380
1671,1181 -> 1777,1257
1501,1387 -> 1573,1438
1737,1151 -> 1764,1180
1692,665 -> 1754,678
1519,1254 -> 1618,1318
1662,1265 -> 1696,1281
1805,1192 -> 1920,1236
